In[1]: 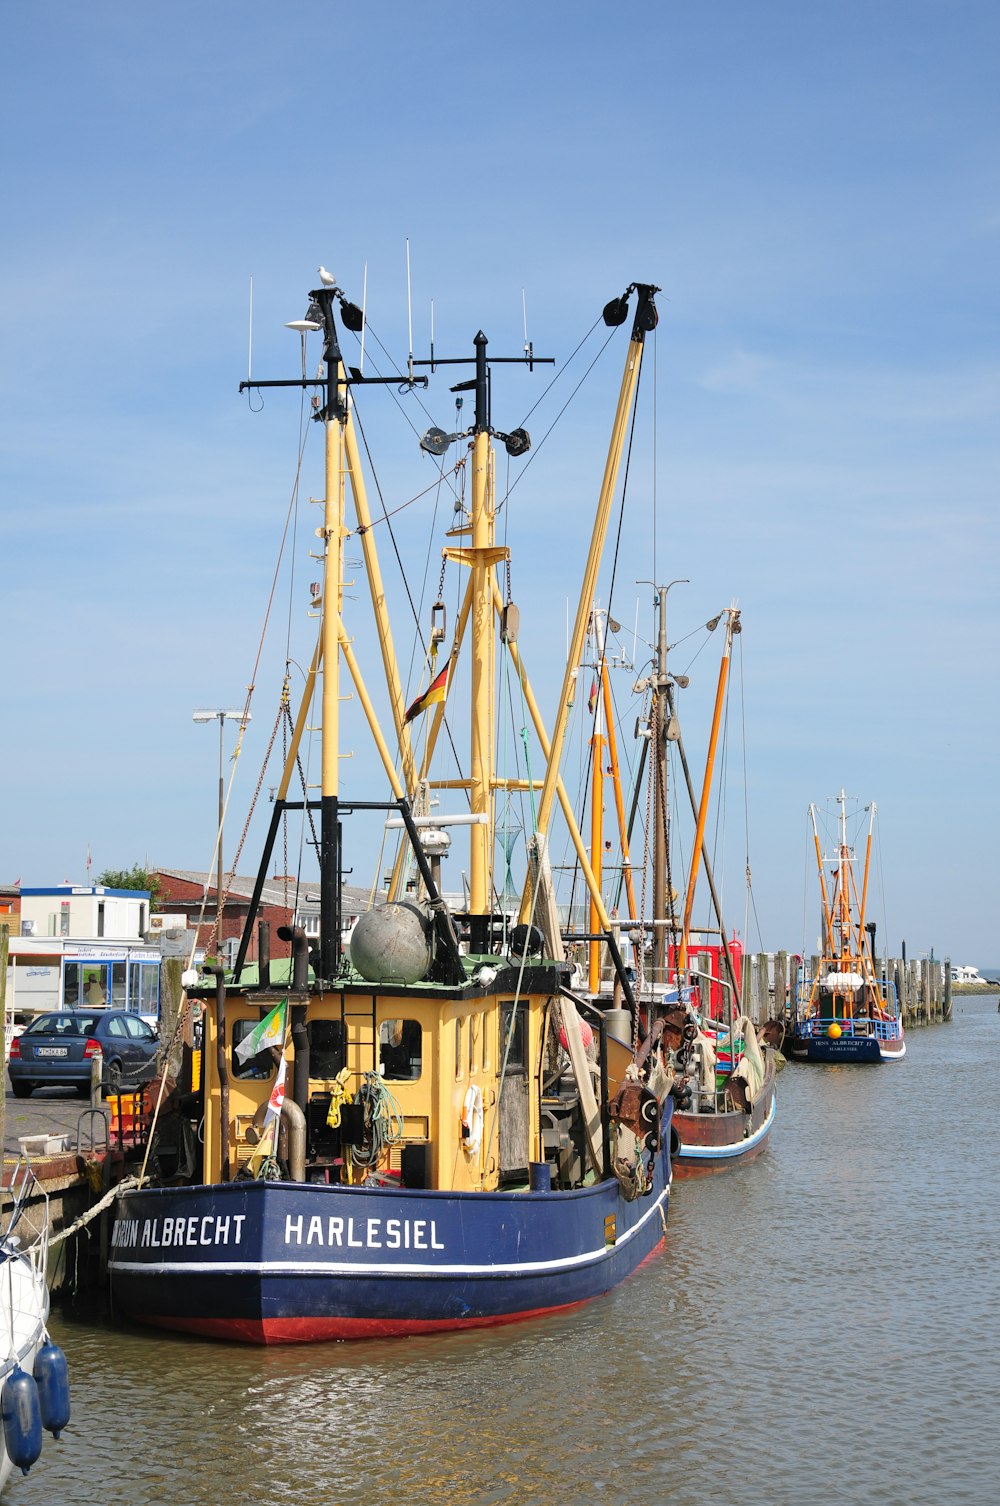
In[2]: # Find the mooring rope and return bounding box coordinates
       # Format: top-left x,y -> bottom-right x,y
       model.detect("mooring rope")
48,1177 -> 141,1247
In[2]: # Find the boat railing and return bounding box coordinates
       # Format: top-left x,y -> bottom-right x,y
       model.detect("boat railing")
795,1013 -> 902,1040
3,1154 -> 52,1283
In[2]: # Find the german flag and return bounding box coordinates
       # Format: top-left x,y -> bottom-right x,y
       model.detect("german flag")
404,663 -> 450,724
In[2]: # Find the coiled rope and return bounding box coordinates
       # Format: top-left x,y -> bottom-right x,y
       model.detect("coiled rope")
349,1073 -> 405,1171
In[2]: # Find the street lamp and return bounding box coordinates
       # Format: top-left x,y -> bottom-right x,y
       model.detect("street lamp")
192,708 -> 250,953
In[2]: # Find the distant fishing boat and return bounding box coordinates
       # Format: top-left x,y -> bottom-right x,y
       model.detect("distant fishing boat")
108,276 -> 681,1344
646,606 -> 776,1173
568,598 -> 776,1176
789,791 -> 904,1063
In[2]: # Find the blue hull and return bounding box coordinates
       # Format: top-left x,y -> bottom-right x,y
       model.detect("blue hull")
108,1134 -> 672,1343
790,1031 -> 900,1063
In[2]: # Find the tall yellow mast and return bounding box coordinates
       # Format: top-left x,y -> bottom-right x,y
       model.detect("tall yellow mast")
529,287 -> 658,857
468,413 -> 495,927
343,414 -> 416,795
236,276 -> 431,985
810,802 -> 835,964
588,611 -> 607,993
415,328 -> 550,954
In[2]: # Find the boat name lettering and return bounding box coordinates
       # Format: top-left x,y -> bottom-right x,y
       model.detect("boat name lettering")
111,1214 -> 247,1249
283,1213 -> 445,1251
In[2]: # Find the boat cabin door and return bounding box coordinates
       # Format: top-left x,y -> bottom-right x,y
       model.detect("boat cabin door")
498,1001 -> 530,1179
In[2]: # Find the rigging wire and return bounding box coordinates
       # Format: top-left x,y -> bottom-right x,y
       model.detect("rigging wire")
351,306 -> 625,905
517,312 -> 604,427
801,805 -> 813,959
737,634 -> 765,952
500,324 -> 618,510
201,403 -> 319,952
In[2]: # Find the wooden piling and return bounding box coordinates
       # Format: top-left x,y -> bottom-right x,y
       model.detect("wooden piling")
774,951 -> 788,1022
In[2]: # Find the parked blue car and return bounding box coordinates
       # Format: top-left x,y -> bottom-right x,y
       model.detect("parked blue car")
7,1010 -> 160,1098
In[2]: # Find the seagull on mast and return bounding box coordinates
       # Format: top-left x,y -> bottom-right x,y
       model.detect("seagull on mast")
318,266 -> 336,286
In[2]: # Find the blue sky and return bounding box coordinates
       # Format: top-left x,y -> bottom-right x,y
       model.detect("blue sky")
2,2 -> 997,964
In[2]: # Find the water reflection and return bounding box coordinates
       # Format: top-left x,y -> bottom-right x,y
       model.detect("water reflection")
19,997 -> 1000,1506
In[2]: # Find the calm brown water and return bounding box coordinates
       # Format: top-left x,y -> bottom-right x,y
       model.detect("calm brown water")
15,995 -> 1000,1506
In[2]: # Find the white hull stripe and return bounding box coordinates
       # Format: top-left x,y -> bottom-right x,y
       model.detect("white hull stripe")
678,1094 -> 776,1160
108,1185 -> 669,1282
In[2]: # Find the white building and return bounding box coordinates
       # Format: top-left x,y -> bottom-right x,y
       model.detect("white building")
6,885 -> 161,1018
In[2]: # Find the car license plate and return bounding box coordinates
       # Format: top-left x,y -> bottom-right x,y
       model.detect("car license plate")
36,1047 -> 68,1057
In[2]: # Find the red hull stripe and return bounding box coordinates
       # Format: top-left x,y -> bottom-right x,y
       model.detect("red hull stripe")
136,1301 -> 592,1345
131,1231 -> 669,1346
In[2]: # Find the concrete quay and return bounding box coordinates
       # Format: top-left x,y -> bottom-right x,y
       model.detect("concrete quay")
2,1085 -> 125,1293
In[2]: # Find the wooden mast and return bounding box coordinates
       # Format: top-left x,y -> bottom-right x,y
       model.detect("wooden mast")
648,579 -> 687,982
678,605 -> 740,971
601,658 -> 639,958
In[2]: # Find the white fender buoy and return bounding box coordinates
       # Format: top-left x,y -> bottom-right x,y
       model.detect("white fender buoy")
461,1084 -> 484,1156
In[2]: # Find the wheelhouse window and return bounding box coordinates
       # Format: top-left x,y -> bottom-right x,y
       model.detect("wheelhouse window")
499,1001 -> 527,1070
380,1019 -> 421,1080
231,1018 -> 276,1080
308,1018 -> 345,1079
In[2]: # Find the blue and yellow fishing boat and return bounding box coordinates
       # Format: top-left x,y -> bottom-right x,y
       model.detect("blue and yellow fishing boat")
109,276 -> 677,1343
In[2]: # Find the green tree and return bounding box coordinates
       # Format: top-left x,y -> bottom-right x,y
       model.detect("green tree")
98,864 -> 162,910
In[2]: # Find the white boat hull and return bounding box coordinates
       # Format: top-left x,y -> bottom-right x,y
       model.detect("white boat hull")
0,1241 -> 50,1494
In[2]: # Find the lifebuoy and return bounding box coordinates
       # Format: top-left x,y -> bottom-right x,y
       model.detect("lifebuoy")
461,1084 -> 484,1155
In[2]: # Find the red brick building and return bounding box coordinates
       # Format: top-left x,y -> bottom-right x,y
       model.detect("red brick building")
153,870 -> 369,965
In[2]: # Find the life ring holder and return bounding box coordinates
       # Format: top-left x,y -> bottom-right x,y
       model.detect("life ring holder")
461,1084 -> 484,1155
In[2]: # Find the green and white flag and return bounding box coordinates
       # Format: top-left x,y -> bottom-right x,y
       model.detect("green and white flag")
235,998 -> 288,1063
